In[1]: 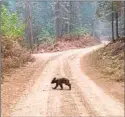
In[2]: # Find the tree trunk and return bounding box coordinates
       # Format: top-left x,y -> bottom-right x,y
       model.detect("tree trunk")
54,2 -> 61,38
26,0 -> 34,51
124,1 -> 125,36
112,2 -> 115,41
0,0 -> 2,80
69,1 -> 73,33
115,12 -> 119,38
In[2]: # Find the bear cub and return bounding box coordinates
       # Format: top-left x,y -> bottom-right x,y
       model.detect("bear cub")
51,77 -> 71,90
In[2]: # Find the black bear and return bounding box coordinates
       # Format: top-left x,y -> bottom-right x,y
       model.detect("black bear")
51,77 -> 71,90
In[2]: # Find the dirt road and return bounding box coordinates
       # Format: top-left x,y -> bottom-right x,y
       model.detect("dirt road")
11,43 -> 124,117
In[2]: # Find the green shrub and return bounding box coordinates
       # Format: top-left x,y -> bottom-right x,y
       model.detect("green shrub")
1,5 -> 25,38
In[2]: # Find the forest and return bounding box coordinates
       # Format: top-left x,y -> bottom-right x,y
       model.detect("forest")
1,1 -> 125,116
1,1 -> 125,72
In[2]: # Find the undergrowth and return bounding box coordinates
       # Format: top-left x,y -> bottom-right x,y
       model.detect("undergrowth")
1,36 -> 35,75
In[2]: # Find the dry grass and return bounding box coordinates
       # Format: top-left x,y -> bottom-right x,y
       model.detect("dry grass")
1,36 -> 35,75
84,38 -> 124,82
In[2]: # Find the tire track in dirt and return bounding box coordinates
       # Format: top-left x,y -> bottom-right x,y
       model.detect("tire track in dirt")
68,53 -> 98,116
46,50 -> 85,116
46,50 -> 87,117
62,54 -> 96,117
46,59 -> 63,116
59,57 -> 80,116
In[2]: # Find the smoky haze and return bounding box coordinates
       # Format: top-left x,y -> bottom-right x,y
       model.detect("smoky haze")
3,0 -> 125,42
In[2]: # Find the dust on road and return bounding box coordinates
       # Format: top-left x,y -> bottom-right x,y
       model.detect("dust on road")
11,44 -> 124,117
